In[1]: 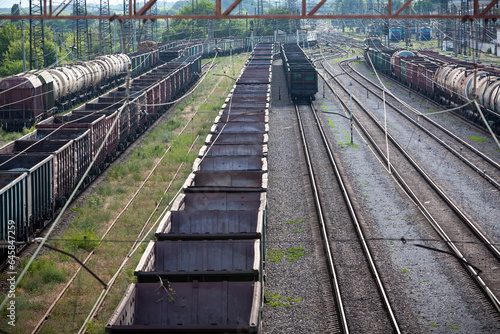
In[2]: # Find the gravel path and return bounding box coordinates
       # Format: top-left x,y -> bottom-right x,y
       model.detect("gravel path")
264,61 -> 334,333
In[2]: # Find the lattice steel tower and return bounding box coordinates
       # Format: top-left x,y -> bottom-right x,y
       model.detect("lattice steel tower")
151,1 -> 158,41
142,0 -> 151,41
74,0 -> 90,60
29,0 -> 46,69
122,0 -> 134,52
100,0 -> 113,54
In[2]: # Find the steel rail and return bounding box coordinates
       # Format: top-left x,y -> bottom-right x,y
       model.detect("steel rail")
333,60 -> 500,190
306,101 -> 402,333
321,67 -> 500,314
294,102 -> 349,334
343,59 -> 500,170
29,61 -> 212,334
328,63 -> 500,261
346,54 -> 500,138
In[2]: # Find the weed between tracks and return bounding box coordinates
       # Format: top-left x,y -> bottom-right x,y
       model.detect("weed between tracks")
0,53 -> 250,334
264,292 -> 303,308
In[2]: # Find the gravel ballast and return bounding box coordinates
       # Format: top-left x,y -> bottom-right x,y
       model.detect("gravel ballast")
265,55 -> 500,333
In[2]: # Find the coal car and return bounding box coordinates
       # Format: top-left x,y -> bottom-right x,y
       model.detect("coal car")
281,43 -> 318,101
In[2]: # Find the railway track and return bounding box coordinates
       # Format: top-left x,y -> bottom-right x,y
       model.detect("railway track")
336,59 -> 500,190
11,58 -> 220,334
1,60 -> 216,268
294,101 -> 401,333
321,66 -> 500,315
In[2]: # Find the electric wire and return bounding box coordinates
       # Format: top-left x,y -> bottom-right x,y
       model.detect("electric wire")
0,49 -> 222,318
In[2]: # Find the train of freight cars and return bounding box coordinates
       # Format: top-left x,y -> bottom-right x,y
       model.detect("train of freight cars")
0,52 -> 202,263
0,33 -> 317,131
0,39 -> 242,131
364,46 -> 500,135
106,42 -> 272,334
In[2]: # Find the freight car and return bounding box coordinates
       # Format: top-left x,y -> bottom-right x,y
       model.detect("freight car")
364,46 -> 500,135
281,43 -> 318,101
0,41 -> 202,131
0,53 -> 141,131
0,54 -> 202,261
106,42 -> 272,334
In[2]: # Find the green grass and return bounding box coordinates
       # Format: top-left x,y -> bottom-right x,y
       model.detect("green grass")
285,247 -> 309,262
328,118 -> 335,127
470,136 -> 488,142
18,258 -> 67,292
285,218 -> 307,225
338,141 -> 358,150
264,292 -> 303,308
267,249 -> 284,262
64,227 -> 100,252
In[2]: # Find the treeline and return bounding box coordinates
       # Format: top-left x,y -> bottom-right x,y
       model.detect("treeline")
0,0 -> 301,77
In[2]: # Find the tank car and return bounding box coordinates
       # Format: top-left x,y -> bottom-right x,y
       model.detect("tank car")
0,52 -> 140,131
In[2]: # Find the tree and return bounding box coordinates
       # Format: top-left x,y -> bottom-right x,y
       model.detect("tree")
164,0 -> 217,40
0,24 -> 21,59
10,4 -> 20,24
260,7 -> 292,35
413,0 -> 435,14
163,0 -> 247,41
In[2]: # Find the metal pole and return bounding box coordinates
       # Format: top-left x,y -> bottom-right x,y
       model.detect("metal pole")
349,83 -> 353,144
383,90 -> 390,173
21,15 -> 26,72
54,32 -> 59,65
114,21 -> 117,53
39,243 -> 107,288
323,54 -> 325,98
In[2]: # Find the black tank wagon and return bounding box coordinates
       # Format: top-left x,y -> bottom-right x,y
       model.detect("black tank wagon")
106,42 -> 272,334
281,43 -> 318,101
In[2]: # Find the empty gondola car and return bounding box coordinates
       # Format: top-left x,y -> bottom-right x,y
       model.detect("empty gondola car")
281,43 -> 318,101
106,42 -> 272,334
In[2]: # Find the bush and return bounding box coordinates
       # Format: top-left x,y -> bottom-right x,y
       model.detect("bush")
19,258 -> 66,292
64,227 -> 99,252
